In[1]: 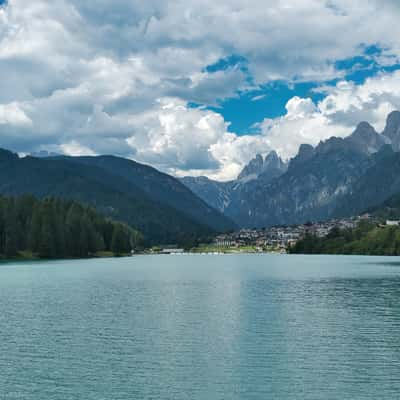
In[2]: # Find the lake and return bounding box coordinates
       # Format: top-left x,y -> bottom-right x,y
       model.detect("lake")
1,254 -> 400,399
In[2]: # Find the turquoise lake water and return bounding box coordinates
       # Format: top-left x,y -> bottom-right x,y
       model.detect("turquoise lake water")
1,254 -> 400,399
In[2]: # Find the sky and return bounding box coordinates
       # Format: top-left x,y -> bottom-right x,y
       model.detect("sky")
2,1 -> 400,180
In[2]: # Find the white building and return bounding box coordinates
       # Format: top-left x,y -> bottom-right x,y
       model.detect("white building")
386,220 -> 400,226
161,248 -> 184,254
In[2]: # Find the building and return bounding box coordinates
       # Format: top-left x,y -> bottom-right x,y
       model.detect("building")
161,248 -> 184,254
386,220 -> 400,226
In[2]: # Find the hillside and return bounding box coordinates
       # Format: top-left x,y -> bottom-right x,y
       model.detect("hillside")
0,149 -> 232,244
55,154 -> 234,233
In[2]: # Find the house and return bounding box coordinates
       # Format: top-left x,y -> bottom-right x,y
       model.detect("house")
161,248 -> 184,254
386,220 -> 400,226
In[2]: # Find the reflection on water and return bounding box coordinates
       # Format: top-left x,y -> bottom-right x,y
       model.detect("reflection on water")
0,255 -> 400,399
370,260 -> 400,267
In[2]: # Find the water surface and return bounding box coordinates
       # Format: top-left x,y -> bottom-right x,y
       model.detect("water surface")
1,254 -> 400,399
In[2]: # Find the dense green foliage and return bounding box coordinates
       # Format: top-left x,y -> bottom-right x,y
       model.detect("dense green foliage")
290,221 -> 400,256
0,195 -> 142,259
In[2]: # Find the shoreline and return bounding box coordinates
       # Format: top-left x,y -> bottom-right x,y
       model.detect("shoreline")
2,250 -> 400,263
0,251 -> 133,263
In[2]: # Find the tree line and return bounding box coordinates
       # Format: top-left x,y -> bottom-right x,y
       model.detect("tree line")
0,195 -> 142,259
290,221 -> 400,256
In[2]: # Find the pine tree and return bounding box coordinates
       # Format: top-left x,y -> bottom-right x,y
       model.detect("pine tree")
28,203 -> 42,253
0,195 -> 142,259
111,224 -> 130,255
0,200 -> 5,254
38,200 -> 57,258
65,204 -> 83,257
4,201 -> 18,257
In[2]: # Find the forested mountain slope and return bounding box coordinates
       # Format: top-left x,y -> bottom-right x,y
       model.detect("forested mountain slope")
0,149 -> 223,244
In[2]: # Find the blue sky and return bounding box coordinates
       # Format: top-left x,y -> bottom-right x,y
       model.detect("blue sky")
202,45 -> 400,134
2,1 -> 400,180
206,81 -> 324,134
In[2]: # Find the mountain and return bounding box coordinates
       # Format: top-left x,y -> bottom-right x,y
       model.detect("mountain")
288,144 -> 314,169
182,128 -> 379,227
180,176 -> 234,214
237,154 -> 264,181
367,191 -> 400,220
334,145 -> 400,217
51,154 -> 234,233
181,150 -> 288,214
0,149 -> 234,244
235,120 -> 397,227
344,121 -> 387,155
182,111 -> 400,228
237,151 -> 287,182
30,150 -> 62,158
382,110 -> 400,150
229,135 -> 372,227
331,112 -> 400,217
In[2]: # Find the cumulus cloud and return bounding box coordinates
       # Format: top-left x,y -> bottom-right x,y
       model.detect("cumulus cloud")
258,71 -> 400,162
2,0 -> 400,180
126,98 -> 225,171
0,102 -> 31,126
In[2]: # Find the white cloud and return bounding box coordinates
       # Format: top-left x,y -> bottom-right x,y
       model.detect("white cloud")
126,98 -> 272,181
251,94 -> 266,102
126,98 -> 225,172
2,0 -> 400,180
0,102 -> 32,126
60,140 -> 96,156
258,70 -> 400,161
285,97 -> 317,119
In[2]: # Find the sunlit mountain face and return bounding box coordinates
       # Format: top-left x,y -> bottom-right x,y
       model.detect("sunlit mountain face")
2,1 -> 400,181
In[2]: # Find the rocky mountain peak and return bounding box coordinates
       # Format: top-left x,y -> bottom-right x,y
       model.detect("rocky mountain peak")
289,144 -> 315,170
238,154 -> 264,180
238,151 -> 287,182
352,121 -> 375,136
383,110 -> 400,150
264,150 -> 280,167
298,143 -> 315,157
345,121 -> 385,155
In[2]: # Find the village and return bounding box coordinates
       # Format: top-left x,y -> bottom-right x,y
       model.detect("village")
150,215 -> 400,254
211,216 -> 368,252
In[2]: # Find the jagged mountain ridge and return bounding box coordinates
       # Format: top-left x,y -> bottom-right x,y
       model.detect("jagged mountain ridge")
181,151 -> 288,213
181,111 -> 400,227
238,151 -> 287,182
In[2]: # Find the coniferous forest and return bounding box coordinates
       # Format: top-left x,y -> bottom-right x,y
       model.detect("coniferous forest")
0,195 -> 142,259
